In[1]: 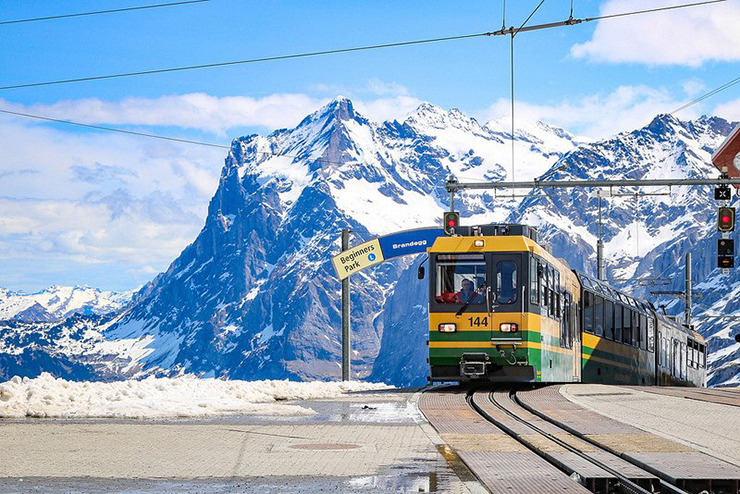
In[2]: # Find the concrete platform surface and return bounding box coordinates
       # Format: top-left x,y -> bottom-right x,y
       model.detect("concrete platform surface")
0,389 -> 474,493
561,384 -> 740,468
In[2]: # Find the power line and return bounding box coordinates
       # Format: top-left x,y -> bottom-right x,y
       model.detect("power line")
585,0 -> 725,22
0,107 -> 354,167
0,32 -> 494,91
491,0 -> 725,35
0,108 -> 229,149
0,0 -> 209,26
0,0 -> 725,91
671,75 -> 740,115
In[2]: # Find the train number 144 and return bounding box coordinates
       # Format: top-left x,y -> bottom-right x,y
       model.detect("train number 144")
468,316 -> 488,327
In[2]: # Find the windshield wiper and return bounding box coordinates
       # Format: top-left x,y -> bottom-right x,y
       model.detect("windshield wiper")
456,283 -> 486,317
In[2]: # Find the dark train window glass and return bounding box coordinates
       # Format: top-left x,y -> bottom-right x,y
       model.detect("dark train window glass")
541,265 -> 549,307
530,259 -> 539,305
639,314 -> 647,350
548,267 -> 555,315
584,291 -> 593,333
593,295 -> 604,337
561,295 -> 569,348
623,309 -> 632,345
632,311 -> 639,347
496,260 -> 518,304
687,341 -> 694,368
614,305 -> 623,344
699,345 -> 705,368
647,317 -> 655,353
435,254 -> 486,304
554,271 -> 560,317
604,300 -> 614,340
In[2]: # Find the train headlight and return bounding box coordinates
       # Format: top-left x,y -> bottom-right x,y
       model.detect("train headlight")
474,240 -> 485,247
438,323 -> 457,333
500,323 -> 518,332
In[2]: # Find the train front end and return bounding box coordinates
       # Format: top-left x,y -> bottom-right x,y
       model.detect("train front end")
426,225 -> 580,384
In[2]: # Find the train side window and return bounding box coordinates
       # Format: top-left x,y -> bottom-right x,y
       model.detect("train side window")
623,309 -> 632,346
593,295 -> 604,337
639,314 -> 647,351
604,300 -> 614,340
541,265 -> 549,307
687,340 -> 694,368
632,311 -> 639,347
554,271 -> 561,317
530,259 -> 539,305
681,342 -> 687,379
614,305 -> 623,343
561,295 -> 569,348
699,344 -> 706,368
658,331 -> 663,366
548,267 -> 555,316
584,291 -> 593,334
647,317 -> 655,353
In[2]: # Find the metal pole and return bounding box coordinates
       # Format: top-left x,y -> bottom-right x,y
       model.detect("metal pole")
685,252 -> 692,327
448,177 -> 740,191
597,192 -> 604,280
449,189 -> 455,212
341,228 -> 351,381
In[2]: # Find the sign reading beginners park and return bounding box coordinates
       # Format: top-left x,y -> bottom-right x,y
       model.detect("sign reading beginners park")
331,227 -> 444,280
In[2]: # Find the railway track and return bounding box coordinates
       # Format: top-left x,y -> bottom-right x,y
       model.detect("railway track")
419,385 -> 740,493
469,387 -> 688,494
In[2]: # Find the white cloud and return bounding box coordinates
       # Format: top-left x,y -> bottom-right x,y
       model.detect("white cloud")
571,0 -> 740,66
479,85 -> 699,139
2,87 -> 423,137
714,98 -> 740,122
682,79 -> 706,97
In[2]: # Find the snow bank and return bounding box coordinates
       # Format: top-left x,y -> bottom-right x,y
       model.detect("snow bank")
0,373 -> 391,419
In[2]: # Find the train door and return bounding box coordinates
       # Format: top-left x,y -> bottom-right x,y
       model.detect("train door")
571,286 -> 582,382
489,253 -> 522,336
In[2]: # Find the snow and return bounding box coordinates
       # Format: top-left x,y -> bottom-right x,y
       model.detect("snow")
0,285 -> 133,321
0,374 -> 392,419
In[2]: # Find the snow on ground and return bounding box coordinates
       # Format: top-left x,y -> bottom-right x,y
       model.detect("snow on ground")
0,374 -> 392,419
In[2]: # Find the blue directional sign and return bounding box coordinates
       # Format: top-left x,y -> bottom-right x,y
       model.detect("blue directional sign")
378,227 -> 445,260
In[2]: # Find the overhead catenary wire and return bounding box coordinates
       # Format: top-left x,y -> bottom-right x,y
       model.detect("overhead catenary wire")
0,0 -> 210,25
0,32 -> 494,91
671,74 -> 740,115
0,107 -> 362,167
0,0 -> 725,91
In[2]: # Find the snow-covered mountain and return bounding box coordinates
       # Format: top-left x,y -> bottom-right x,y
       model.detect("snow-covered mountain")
0,286 -> 134,322
371,113 -> 740,387
3,97 -> 739,387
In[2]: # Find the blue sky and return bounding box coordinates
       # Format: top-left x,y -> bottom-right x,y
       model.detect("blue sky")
1,0 -> 739,292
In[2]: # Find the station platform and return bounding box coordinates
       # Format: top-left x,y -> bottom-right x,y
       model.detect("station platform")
2,384 -> 740,493
0,388 -> 478,493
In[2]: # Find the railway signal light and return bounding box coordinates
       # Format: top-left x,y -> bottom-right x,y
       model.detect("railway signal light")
718,207 -> 735,232
718,255 -> 734,268
443,211 -> 460,235
719,238 -> 734,256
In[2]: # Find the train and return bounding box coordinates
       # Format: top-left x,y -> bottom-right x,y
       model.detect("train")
424,223 -> 706,387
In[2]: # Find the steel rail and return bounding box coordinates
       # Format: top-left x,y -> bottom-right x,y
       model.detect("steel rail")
469,388 -> 659,494
512,390 -> 690,494
446,177 -> 740,192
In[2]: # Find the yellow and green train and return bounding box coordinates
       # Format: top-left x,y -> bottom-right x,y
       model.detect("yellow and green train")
425,224 -> 706,387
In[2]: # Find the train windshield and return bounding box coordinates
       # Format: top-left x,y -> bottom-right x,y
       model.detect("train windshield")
435,254 -> 486,304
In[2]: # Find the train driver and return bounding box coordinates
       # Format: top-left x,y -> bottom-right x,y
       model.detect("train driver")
456,279 -> 484,304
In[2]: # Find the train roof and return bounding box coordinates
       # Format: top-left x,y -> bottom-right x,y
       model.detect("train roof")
575,271 -> 654,314
576,272 -> 703,341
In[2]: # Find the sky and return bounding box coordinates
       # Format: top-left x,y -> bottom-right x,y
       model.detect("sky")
1,0 -> 740,292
